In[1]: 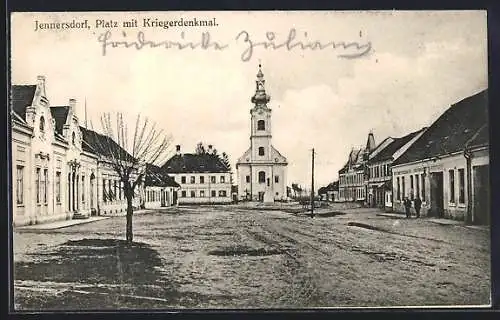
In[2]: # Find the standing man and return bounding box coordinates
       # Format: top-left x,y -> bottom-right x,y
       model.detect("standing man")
414,196 -> 422,218
404,197 -> 412,218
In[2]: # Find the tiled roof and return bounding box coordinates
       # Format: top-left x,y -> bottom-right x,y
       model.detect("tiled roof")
145,164 -> 180,188
466,123 -> 489,149
394,89 -> 488,165
50,106 -> 69,134
162,153 -> 230,173
80,126 -> 135,161
11,85 -> 36,120
370,128 -> 426,163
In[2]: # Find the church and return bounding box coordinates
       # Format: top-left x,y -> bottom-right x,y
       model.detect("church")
236,65 -> 288,203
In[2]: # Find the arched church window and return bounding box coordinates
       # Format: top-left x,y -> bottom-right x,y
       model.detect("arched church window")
257,120 -> 265,131
39,116 -> 45,132
258,171 -> 266,183
258,147 -> 265,156
72,132 -> 76,145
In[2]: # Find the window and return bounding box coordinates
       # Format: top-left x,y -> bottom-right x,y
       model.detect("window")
16,166 -> 24,205
181,190 -> 187,197
449,170 -> 455,203
181,176 -> 186,184
246,175 -> 250,183
190,191 -> 196,198
200,176 -> 205,184
410,175 -> 414,200
219,190 -> 227,197
39,116 -> 45,132
421,174 -> 426,200
415,174 -> 420,199
119,181 -> 122,200
402,176 -> 405,198
257,120 -> 265,130
81,176 -> 85,204
72,132 -> 76,145
220,176 -> 225,183
103,179 -> 107,202
458,169 -> 465,204
108,180 -> 113,201
211,190 -> 216,197
200,190 -> 205,197
190,176 -> 196,184
275,175 -> 279,183
211,176 -> 216,183
258,171 -> 266,183
258,147 -> 265,156
43,169 -> 48,203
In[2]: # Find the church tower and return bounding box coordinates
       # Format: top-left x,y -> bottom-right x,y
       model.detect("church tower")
236,64 -> 288,203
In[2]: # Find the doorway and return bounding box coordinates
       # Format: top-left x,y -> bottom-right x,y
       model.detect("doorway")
430,172 -> 444,218
161,190 -> 167,207
258,192 -> 265,202
473,165 -> 490,225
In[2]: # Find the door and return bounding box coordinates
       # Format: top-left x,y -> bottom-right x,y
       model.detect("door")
473,165 -> 490,225
430,172 -> 444,218
258,192 -> 265,202
161,190 -> 166,207
173,191 -> 178,205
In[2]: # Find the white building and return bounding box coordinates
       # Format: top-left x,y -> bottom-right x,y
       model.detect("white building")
236,64 -> 288,203
11,76 -> 140,226
392,89 -> 489,224
162,145 -> 232,204
142,163 -> 180,209
366,128 -> 426,210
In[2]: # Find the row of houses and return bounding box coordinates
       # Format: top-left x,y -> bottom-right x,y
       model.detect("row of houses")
10,76 -> 233,226
336,89 -> 489,225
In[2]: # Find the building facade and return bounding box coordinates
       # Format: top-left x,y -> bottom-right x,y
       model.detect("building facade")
338,132 -> 376,203
162,145 -> 232,204
11,76 -> 140,226
236,64 -> 288,203
392,90 -> 489,224
142,163 -> 180,209
366,128 -> 426,210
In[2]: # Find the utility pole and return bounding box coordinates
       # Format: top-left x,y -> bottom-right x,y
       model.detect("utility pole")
310,148 -> 315,218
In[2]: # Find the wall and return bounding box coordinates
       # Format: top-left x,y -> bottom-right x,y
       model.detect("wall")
172,172 -> 232,204
392,153 -> 468,220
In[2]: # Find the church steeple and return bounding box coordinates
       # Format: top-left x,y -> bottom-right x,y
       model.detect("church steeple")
251,64 -> 271,106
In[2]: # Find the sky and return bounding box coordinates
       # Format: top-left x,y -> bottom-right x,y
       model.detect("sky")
10,11 -> 487,190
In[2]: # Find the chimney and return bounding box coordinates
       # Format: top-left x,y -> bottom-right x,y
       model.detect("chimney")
176,145 -> 181,155
208,145 -> 213,154
37,75 -> 46,86
69,98 -> 76,110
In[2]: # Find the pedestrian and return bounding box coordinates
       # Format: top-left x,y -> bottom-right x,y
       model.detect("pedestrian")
403,197 -> 412,218
414,196 -> 422,218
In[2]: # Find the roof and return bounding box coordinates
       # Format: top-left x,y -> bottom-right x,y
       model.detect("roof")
162,153 -> 230,173
466,123 -> 489,149
80,126 -> 135,161
11,85 -> 36,120
370,128 -> 426,163
50,106 -> 69,134
394,89 -> 488,165
144,164 -> 180,188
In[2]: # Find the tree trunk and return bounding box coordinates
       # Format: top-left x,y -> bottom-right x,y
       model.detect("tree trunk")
126,194 -> 134,244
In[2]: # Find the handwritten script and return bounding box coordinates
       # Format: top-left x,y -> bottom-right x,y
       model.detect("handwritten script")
97,28 -> 372,61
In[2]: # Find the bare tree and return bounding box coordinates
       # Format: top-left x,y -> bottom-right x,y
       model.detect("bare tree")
88,112 -> 172,244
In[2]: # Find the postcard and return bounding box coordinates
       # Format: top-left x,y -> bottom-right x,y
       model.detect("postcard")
9,11 -> 489,310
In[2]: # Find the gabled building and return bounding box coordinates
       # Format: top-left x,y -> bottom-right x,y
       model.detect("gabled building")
162,145 -> 232,204
338,132 -> 376,202
318,181 -> 339,202
392,89 -> 489,224
142,163 -> 180,209
11,76 -> 140,226
366,128 -> 426,210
